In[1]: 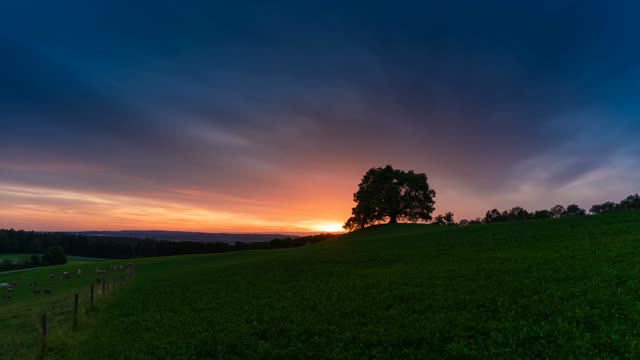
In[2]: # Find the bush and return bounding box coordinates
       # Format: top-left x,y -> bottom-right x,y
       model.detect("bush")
42,245 -> 67,265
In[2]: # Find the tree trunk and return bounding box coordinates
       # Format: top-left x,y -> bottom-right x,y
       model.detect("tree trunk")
388,215 -> 398,224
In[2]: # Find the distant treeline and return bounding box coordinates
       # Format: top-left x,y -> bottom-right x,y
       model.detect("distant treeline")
443,193 -> 640,226
0,231 -> 339,260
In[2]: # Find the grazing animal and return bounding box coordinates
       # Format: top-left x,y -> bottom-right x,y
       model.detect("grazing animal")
43,289 -> 52,295
3,294 -> 11,301
7,288 -> 13,293
48,274 -> 54,279
33,289 -> 41,295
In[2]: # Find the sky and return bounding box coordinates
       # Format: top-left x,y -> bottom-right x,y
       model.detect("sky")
1,1 -> 640,233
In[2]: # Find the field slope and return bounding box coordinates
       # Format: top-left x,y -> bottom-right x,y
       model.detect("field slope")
7,212 -> 640,359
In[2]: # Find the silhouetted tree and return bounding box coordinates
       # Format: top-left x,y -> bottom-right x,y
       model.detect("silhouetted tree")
434,212 -> 455,226
550,205 -> 566,218
590,201 -> 618,214
443,212 -> 456,225
484,209 -> 505,223
505,207 -> 530,221
565,204 -> 586,216
617,194 -> 640,210
344,165 -> 436,231
532,209 -> 552,219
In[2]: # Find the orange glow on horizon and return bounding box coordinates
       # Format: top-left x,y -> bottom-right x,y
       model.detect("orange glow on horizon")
310,222 -> 345,233
0,182 -> 351,233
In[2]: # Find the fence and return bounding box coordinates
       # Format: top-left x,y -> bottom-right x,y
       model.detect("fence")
37,267 -> 136,357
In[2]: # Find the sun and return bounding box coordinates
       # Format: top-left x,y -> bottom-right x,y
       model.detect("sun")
312,222 -> 344,233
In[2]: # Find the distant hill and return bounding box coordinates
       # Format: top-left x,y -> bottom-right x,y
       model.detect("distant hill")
75,230 -> 298,244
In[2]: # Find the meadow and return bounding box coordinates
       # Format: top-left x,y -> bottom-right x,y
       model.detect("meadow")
0,255 -> 105,276
3,211 -> 640,358
0,254 -> 105,263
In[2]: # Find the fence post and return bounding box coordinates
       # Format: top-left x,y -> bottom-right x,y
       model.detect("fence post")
74,293 -> 78,328
41,312 -> 47,354
102,278 -> 106,295
90,284 -> 94,310
112,278 -> 115,289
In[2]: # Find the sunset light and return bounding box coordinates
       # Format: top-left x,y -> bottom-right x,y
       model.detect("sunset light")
3,2 -> 640,358
312,222 -> 345,233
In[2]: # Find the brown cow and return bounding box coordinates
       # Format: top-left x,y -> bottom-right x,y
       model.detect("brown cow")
33,289 -> 41,295
2,294 -> 11,301
43,289 -> 52,295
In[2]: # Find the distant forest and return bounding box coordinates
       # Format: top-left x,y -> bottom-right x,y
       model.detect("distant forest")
0,231 -> 338,259
434,193 -> 640,226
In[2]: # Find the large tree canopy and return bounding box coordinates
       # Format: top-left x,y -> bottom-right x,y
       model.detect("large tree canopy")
344,165 -> 436,231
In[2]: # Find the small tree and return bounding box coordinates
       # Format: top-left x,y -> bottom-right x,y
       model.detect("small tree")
484,209 -> 505,223
442,212 -> 456,225
505,207 -> 530,221
550,205 -> 566,218
532,209 -> 552,219
30,254 -> 41,266
565,204 -> 586,216
344,165 -> 436,231
0,257 -> 12,271
434,212 -> 456,226
589,201 -> 617,214
618,194 -> 640,210
42,245 -> 67,265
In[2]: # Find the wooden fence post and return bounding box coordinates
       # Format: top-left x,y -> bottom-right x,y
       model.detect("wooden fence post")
41,312 -> 47,354
90,284 -> 94,310
102,278 -> 106,295
74,293 -> 78,328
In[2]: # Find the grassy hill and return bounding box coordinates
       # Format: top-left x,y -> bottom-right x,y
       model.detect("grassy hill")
3,212 -> 640,359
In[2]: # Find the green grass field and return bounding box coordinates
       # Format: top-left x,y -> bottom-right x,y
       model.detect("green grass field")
3,212 -> 640,359
0,254 -> 105,264
0,255 -> 106,276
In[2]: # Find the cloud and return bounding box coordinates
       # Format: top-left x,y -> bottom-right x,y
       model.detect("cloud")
1,1 -> 640,229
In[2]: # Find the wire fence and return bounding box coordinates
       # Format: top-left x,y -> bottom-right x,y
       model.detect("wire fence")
0,264 -> 137,359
